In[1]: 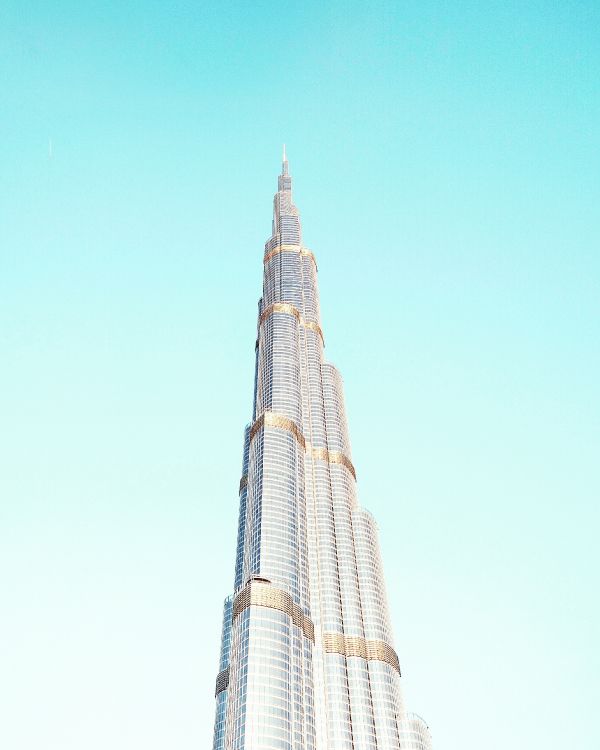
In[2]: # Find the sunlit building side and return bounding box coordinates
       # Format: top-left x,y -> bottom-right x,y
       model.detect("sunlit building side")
398,713 -> 433,750
211,151 -> 432,750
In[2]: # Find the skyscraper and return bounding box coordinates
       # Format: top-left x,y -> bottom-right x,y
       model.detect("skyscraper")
212,151 -> 431,750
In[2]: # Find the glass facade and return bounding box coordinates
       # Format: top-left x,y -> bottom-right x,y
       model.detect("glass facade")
212,152 -> 432,750
398,714 -> 432,750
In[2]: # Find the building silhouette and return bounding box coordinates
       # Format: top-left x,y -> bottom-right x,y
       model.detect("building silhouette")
212,151 -> 431,750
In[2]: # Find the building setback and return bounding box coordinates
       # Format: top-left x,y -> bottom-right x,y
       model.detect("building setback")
212,151 -> 432,750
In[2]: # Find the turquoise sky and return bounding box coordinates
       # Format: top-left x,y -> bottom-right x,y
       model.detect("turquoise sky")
1,2 -> 599,748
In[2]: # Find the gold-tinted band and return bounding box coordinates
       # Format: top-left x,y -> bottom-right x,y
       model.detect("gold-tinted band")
233,580 -> 315,642
249,412 -> 356,479
263,244 -> 317,267
239,475 -> 248,494
260,302 -> 300,325
215,666 -> 230,696
302,319 -> 325,342
323,632 -> 401,674
250,411 -> 306,449
308,445 -> 357,480
259,302 -> 324,345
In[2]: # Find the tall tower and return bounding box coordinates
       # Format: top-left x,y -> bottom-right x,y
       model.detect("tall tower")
212,152 -> 431,750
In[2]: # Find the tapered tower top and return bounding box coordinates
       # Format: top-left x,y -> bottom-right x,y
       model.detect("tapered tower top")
282,143 -> 288,174
267,147 -> 301,250
278,145 -> 292,192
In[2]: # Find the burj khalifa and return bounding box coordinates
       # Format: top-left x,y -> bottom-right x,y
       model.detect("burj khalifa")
211,150 -> 432,750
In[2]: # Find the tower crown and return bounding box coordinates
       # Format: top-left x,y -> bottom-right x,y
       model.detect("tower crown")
282,143 -> 289,175
268,147 -> 301,250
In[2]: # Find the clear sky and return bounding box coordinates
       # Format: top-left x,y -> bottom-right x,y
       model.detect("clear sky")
1,2 -> 599,749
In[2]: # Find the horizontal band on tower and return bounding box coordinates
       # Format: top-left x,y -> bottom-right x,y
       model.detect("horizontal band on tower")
250,411 -> 306,449
259,302 -> 324,345
239,475 -> 248,494
323,632 -> 401,674
233,580 -> 315,642
308,445 -> 357,481
263,243 -> 317,267
249,411 -> 356,479
260,301 -> 300,324
302,320 -> 324,340
215,666 -> 230,696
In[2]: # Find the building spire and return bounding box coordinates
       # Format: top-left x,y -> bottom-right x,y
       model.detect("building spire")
266,146 -> 301,250
282,143 -> 288,175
